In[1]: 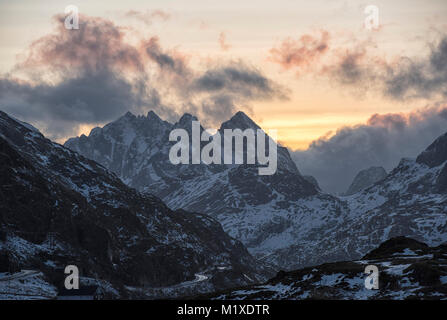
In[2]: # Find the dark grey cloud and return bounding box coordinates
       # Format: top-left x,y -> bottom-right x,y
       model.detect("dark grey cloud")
292,105 -> 447,194
0,14 -> 164,139
384,37 -> 447,99
332,50 -> 371,85
0,14 -> 286,139
191,63 -> 288,126
327,35 -> 447,100
0,71 -> 157,139
193,63 -> 289,100
143,36 -> 189,76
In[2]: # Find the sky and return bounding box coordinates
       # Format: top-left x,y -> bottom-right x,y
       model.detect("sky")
1,0 -> 447,193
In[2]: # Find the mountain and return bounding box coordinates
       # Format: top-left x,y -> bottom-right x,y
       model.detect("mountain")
64,110 -> 447,272
416,132 -> 447,168
302,175 -> 321,190
204,237 -> 447,300
65,111 -> 345,270
0,110 -> 270,298
316,136 -> 447,263
345,166 -> 387,195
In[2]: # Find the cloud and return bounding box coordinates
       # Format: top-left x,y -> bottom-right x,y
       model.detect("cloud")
383,36 -> 447,100
272,30 -> 447,102
325,48 -> 370,85
218,32 -> 231,51
201,94 -> 252,125
193,63 -> 287,100
269,31 -> 330,74
0,71 -> 144,138
291,105 -> 447,194
191,62 -> 288,125
124,9 -> 170,25
142,36 -> 190,77
325,35 -> 447,101
0,14 -> 159,139
16,14 -> 144,77
0,14 -> 286,139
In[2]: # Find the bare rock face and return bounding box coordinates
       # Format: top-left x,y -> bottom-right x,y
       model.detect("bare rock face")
0,110 -> 270,298
345,166 -> 387,195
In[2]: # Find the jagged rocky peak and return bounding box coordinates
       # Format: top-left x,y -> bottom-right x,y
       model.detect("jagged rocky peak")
220,111 -> 260,131
219,111 -> 300,174
143,110 -> 171,128
107,110 -> 167,127
146,110 -> 160,120
175,113 -> 199,128
345,166 -> 387,195
113,110 -> 165,127
111,111 -> 137,125
178,112 -> 197,123
416,132 -> 447,168
123,110 -> 135,118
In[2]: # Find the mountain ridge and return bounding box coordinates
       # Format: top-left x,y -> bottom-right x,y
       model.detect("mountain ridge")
202,237 -> 447,300
0,109 -> 271,298
64,110 -> 447,271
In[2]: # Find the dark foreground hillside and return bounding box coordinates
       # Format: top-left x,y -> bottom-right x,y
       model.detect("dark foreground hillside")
203,237 -> 447,300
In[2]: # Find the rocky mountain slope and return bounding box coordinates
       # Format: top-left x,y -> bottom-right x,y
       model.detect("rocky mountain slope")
65,111 -> 344,269
0,110 -> 270,298
345,166 -> 387,195
205,237 -> 447,300
325,137 -> 447,262
65,111 -> 447,271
